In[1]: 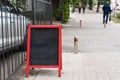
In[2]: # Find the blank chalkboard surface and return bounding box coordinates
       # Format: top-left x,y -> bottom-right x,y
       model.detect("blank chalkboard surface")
30,28 -> 58,65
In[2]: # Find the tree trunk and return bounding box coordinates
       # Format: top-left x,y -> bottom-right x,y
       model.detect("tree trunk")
96,0 -> 100,12
88,0 -> 93,10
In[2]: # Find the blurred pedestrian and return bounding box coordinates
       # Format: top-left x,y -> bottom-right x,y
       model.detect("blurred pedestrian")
109,8 -> 112,22
77,4 -> 82,14
113,3 -> 118,17
78,5 -> 81,13
82,5 -> 86,14
102,1 -> 111,23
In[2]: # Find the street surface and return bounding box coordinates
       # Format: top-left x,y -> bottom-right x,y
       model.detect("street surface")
11,9 -> 120,80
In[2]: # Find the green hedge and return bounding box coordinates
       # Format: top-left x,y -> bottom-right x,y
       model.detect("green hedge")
53,2 -> 70,23
117,13 -> 120,19
64,3 -> 70,23
53,4 -> 62,21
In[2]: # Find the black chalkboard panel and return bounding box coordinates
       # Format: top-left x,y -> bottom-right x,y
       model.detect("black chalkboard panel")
30,28 -> 58,65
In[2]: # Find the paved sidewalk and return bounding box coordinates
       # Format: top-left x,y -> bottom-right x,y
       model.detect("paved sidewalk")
22,9 -> 120,80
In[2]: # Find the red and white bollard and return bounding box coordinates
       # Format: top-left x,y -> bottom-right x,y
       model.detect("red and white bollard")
74,37 -> 78,54
80,20 -> 82,27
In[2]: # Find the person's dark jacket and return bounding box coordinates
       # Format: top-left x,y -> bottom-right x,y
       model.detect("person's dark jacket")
102,4 -> 111,14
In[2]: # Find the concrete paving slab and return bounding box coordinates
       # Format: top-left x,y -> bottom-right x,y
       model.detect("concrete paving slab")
21,9 -> 120,80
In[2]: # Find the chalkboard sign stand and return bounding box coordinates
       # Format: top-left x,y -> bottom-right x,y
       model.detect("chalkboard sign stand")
26,25 -> 62,77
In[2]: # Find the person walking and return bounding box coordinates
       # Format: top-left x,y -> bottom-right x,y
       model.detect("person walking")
102,1 -> 111,24
78,5 -> 82,14
82,5 -> 86,14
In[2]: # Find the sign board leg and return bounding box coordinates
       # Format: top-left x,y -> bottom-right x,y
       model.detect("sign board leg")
26,66 -> 29,77
58,68 -> 61,77
60,59 -> 62,69
60,52 -> 62,69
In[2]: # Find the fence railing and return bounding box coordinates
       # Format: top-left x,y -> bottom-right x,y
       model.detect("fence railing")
32,0 -> 52,24
0,0 -> 28,80
0,0 -> 52,80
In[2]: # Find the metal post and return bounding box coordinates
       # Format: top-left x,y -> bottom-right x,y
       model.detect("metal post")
74,37 -> 78,54
0,55 -> 2,80
1,5 -> 6,79
32,0 -> 35,24
80,20 -> 82,27
61,0 -> 64,23
50,0 -> 52,24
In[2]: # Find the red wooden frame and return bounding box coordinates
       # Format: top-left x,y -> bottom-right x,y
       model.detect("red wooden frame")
26,25 -> 62,77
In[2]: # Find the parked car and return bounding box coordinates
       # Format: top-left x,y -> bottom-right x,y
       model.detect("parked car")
0,1 -> 31,54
